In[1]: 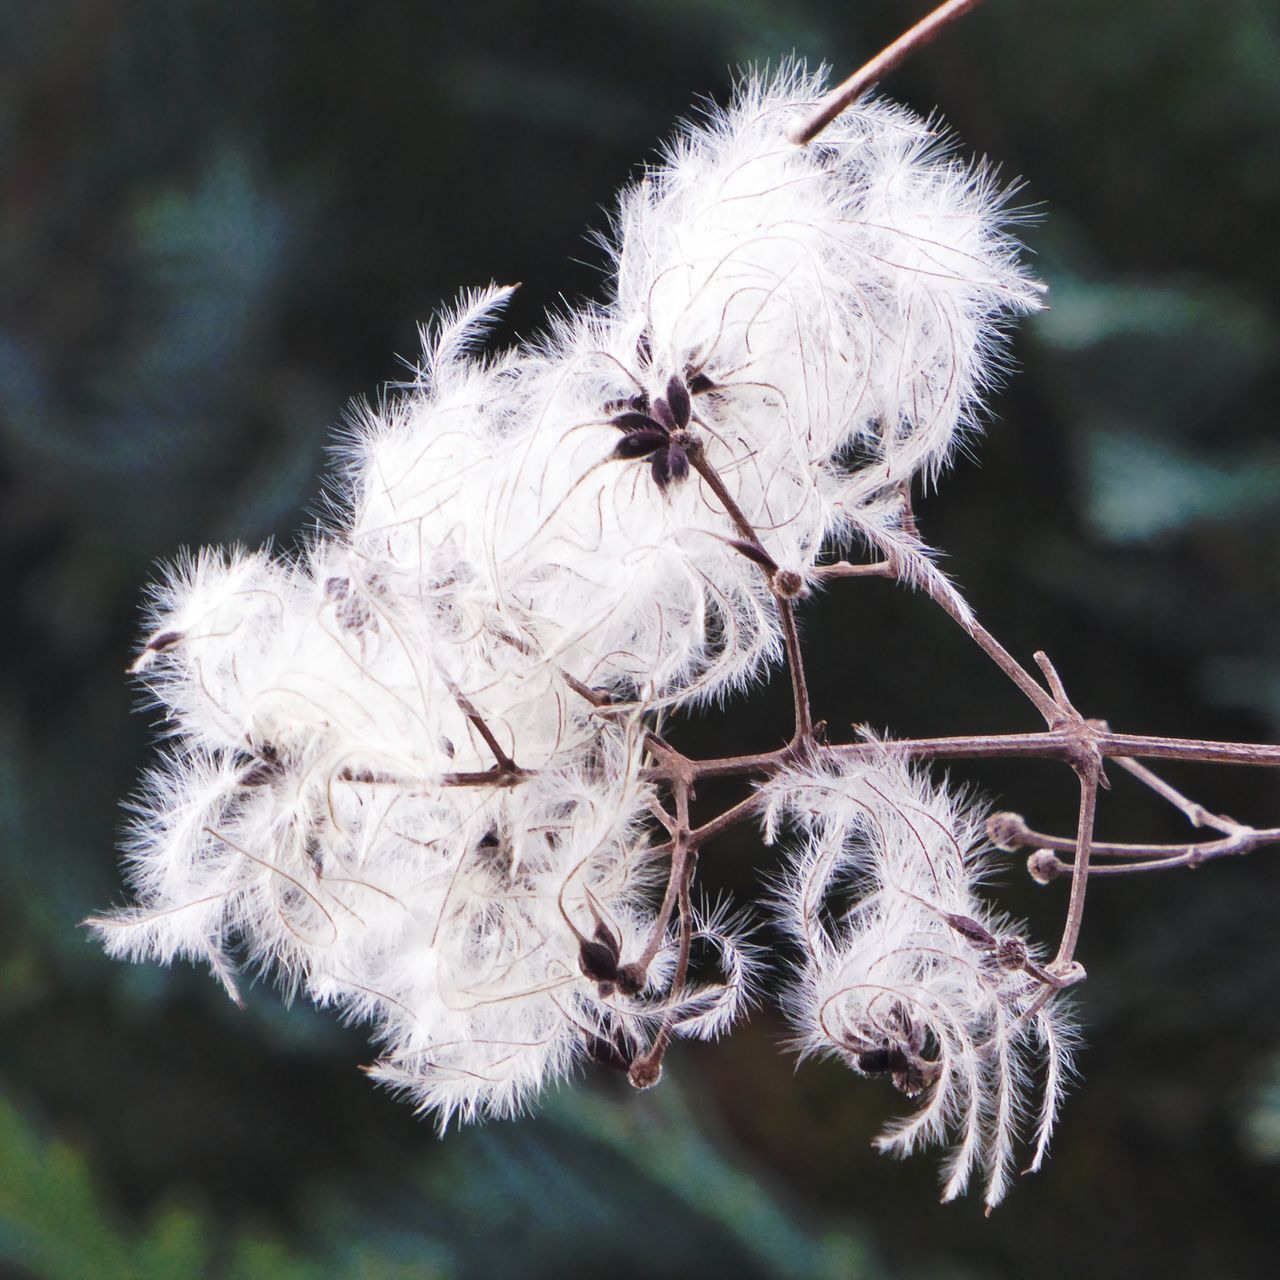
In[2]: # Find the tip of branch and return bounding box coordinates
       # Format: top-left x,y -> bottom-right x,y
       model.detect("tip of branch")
987,811 -> 1030,851
1027,851 -> 1066,885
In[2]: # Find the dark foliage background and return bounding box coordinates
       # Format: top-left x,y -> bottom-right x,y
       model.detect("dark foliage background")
3,2 -> 1279,1276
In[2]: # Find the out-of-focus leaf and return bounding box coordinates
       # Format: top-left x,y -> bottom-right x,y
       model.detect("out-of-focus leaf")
1032,274 -> 1279,439
1241,1055 -> 1280,1163
1081,428 -> 1280,543
0,1090 -> 453,1280
543,1084 -> 873,1280
0,1092 -> 207,1280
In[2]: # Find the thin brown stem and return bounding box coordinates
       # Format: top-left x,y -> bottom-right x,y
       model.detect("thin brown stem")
446,682 -> 519,773
834,728 -> 1280,772
790,0 -> 989,145
992,811 -> 1280,866
1028,823 -> 1280,880
629,776 -> 693,976
689,792 -> 767,849
646,796 -> 679,838
1111,755 -> 1237,834
557,668 -> 611,709
687,441 -> 813,744
675,851 -> 697,985
687,443 -> 760,546
335,728 -> 1280,794
632,850 -> 699,1082
777,598 -> 813,744
628,782 -> 698,1089
557,660 -> 689,770
955,611 -> 1061,725
811,560 -> 895,581
1095,733 -> 1280,767
1033,650 -> 1071,709
337,766 -> 529,788
1051,764 -> 1100,973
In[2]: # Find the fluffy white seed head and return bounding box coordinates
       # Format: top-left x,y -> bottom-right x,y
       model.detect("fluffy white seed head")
763,751 -> 1077,1209
95,68 -> 1044,1131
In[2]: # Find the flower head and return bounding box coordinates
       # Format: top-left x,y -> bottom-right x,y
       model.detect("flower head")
93,67 -> 1044,1136
763,750 -> 1077,1208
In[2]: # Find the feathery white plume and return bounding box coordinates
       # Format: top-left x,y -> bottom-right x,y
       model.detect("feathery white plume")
763,750 -> 1077,1209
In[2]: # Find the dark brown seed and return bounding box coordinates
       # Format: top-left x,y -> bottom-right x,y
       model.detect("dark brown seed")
144,630 -> 184,653
858,1046 -> 911,1075
651,396 -> 676,432
614,429 -> 669,460
944,913 -> 996,947
578,938 -> 620,982
729,540 -> 779,573
611,411 -> 663,434
665,375 -> 691,428
592,919 -> 621,962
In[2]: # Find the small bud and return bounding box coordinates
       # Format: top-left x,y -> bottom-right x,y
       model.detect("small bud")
1027,850 -> 1065,884
987,812 -> 1030,851
628,1056 -> 663,1090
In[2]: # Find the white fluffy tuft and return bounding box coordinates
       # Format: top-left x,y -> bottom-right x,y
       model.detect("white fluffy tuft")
762,749 -> 1077,1209
95,68 -> 1041,1130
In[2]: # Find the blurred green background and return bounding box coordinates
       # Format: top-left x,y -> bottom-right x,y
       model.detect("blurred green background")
3,1 -> 1280,1276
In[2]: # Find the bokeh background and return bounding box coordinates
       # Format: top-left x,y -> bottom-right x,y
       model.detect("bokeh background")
4,1 -> 1280,1276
